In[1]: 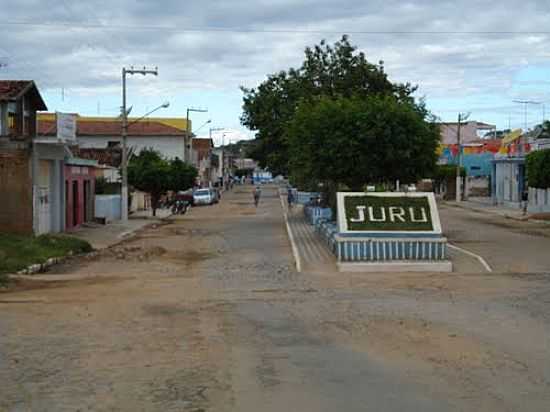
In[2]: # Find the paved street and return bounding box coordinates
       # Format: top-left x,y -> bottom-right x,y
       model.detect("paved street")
1,185 -> 550,411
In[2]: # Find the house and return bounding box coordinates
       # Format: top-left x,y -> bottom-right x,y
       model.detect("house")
491,125 -> 550,210
192,138 -> 215,187
491,157 -> 526,208
37,113 -> 191,161
0,80 -> 68,235
438,121 -> 496,145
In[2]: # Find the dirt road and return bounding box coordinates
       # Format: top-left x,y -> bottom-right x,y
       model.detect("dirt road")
1,186 -> 550,411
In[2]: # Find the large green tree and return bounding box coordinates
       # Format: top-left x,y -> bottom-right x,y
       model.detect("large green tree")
287,95 -> 439,195
127,149 -> 197,216
241,35 -> 416,175
170,157 -> 198,192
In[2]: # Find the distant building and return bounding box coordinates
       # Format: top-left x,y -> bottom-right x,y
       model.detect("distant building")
38,113 -> 191,161
192,138 -> 215,187
438,121 -> 496,145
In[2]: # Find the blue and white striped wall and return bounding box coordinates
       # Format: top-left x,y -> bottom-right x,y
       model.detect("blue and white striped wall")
334,237 -> 447,262
315,220 -> 448,262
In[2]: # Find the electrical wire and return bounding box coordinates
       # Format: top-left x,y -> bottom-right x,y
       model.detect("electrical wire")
2,20 -> 550,35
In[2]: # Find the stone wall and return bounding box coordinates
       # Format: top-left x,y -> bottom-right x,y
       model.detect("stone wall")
0,147 -> 33,234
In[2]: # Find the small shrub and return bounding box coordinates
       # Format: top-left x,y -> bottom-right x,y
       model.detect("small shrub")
526,149 -> 550,189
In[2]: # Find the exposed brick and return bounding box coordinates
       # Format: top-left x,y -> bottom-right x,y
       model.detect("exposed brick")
0,148 -> 33,234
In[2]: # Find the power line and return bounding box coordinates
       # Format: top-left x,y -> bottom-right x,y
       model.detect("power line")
2,20 -> 550,35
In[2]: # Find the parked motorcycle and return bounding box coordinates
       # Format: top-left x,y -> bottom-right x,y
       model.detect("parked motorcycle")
171,200 -> 189,215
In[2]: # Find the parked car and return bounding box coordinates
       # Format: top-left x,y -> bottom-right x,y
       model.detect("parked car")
193,188 -> 216,205
176,189 -> 194,206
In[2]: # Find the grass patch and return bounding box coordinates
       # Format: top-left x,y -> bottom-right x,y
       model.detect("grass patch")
0,233 -> 93,277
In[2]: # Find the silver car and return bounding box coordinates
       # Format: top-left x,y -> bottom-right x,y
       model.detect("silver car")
193,188 -> 215,205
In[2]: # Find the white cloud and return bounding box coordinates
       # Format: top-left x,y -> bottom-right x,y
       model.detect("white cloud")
2,0 -> 550,129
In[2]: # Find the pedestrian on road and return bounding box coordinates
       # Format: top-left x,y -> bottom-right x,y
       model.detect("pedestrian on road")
287,187 -> 294,210
253,186 -> 262,207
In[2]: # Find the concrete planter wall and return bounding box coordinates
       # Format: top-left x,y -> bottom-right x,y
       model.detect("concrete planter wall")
314,219 -> 447,262
95,194 -> 122,222
334,237 -> 447,262
295,191 -> 320,205
304,205 -> 332,225
528,187 -> 550,213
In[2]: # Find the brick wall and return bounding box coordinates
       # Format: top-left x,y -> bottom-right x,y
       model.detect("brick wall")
0,148 -> 33,234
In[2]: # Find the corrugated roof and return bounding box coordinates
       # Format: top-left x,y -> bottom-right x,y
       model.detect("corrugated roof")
0,80 -> 47,110
38,119 -> 186,137
37,113 -> 191,132
0,80 -> 32,100
192,138 -> 214,150
76,147 -> 122,167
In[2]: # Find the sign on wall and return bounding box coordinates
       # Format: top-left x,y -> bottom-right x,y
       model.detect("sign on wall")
56,112 -> 77,143
337,192 -> 442,235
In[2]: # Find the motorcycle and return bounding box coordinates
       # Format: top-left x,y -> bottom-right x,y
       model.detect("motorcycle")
171,199 -> 189,215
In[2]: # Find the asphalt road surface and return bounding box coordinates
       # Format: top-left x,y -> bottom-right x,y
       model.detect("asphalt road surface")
1,185 -> 549,411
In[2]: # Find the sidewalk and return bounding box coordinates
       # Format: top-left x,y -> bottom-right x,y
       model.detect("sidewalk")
443,197 -> 530,221
69,208 -> 172,250
280,195 -> 337,273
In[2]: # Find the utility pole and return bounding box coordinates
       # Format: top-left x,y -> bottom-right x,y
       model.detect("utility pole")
456,112 -> 470,202
185,107 -> 208,163
513,100 -> 540,131
121,66 -> 158,222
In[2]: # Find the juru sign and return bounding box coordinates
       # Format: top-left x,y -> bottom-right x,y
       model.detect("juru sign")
337,192 -> 442,235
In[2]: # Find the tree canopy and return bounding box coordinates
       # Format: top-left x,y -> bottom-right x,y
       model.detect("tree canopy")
287,95 -> 439,191
241,35 -> 438,192
127,149 -> 197,216
241,35 -> 418,176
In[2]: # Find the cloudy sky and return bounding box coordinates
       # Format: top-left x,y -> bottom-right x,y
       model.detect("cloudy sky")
2,0 -> 550,144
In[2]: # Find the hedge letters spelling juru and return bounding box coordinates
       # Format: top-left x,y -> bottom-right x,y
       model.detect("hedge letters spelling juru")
344,195 -> 434,232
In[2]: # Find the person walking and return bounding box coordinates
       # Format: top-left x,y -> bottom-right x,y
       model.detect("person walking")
253,186 -> 262,207
287,187 -> 294,210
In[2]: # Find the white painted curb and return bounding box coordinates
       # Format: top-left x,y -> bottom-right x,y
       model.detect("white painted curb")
448,243 -> 493,272
280,193 -> 302,272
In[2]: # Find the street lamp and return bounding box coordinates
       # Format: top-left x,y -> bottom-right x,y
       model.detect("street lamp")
194,119 -> 212,134
185,107 -> 208,163
121,65 -> 158,222
127,101 -> 169,127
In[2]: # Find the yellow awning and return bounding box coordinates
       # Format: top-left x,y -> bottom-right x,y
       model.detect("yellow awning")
501,129 -> 523,145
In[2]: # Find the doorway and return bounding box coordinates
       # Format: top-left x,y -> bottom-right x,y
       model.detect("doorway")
72,181 -> 78,227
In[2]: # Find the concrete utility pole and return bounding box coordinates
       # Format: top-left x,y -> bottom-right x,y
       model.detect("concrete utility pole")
456,112 -> 470,202
121,66 -> 158,222
185,107 -> 208,163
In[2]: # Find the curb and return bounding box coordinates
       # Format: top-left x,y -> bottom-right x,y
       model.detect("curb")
14,256 -> 70,276
280,194 -> 302,272
8,215 -> 175,279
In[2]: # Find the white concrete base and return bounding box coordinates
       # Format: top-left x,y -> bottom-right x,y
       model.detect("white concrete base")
337,260 -> 453,273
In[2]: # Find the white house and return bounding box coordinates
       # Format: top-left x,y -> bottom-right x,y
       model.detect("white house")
38,115 -> 190,161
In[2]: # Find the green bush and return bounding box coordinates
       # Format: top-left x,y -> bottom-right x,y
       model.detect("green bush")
433,164 -> 466,181
526,149 -> 550,189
